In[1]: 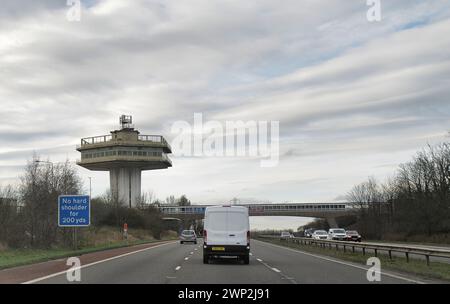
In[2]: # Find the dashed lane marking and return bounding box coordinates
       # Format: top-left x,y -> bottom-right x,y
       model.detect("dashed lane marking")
255,258 -> 297,284
272,268 -> 281,273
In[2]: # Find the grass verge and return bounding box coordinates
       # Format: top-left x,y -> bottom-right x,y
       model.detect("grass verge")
255,237 -> 450,282
0,238 -> 175,270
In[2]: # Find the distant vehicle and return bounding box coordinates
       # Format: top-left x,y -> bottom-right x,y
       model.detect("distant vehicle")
312,230 -> 328,240
304,228 -> 316,238
280,231 -> 293,239
180,230 -> 197,244
345,230 -> 362,242
203,205 -> 250,265
328,228 -> 347,241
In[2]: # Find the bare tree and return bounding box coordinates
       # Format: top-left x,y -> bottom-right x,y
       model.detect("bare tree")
20,156 -> 83,248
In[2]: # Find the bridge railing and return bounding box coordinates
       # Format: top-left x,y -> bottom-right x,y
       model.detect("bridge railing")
256,235 -> 450,266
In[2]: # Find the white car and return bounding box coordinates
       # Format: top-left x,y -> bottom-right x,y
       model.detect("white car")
328,228 -> 347,241
312,230 -> 328,240
280,231 -> 293,239
203,205 -> 250,264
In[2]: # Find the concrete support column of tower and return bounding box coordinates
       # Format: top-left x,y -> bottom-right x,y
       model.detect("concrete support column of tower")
110,168 -> 142,207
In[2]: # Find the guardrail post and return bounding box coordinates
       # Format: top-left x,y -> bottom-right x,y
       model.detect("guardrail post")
352,246 -> 355,253
362,247 -> 366,256
388,250 -> 392,260
426,255 -> 430,267
343,245 -> 346,253
374,249 -> 378,257
335,244 -> 338,251
405,252 -> 409,263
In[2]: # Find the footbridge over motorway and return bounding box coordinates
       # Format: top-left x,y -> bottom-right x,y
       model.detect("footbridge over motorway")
159,203 -> 354,227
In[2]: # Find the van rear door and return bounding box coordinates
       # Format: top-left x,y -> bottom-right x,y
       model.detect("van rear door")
226,209 -> 248,246
206,208 -> 229,245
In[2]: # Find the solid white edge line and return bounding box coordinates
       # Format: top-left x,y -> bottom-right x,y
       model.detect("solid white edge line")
253,239 -> 425,284
22,241 -> 177,284
272,268 -> 281,273
175,266 -> 181,271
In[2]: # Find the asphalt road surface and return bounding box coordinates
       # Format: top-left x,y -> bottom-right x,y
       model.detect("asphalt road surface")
26,239 -> 434,284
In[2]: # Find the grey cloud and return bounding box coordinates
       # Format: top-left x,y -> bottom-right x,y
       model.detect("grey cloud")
0,1 -> 449,205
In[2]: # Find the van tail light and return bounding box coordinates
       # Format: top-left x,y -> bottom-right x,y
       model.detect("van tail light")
247,231 -> 250,244
203,230 -> 207,243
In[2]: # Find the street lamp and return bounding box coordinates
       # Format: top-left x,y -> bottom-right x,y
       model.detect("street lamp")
88,177 -> 92,198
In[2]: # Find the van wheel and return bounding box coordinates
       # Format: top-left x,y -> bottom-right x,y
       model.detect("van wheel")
194,241 -> 197,244
243,254 -> 249,265
203,254 -> 209,264
180,241 -> 184,244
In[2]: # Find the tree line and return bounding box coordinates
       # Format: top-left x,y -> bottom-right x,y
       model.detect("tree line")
0,156 -> 193,249
346,142 -> 450,241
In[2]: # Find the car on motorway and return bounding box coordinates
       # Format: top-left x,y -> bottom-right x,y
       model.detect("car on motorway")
304,228 -> 316,238
312,230 -> 328,240
327,228 -> 347,241
280,231 -> 293,239
203,205 -> 250,265
345,230 -> 362,242
180,230 -> 197,244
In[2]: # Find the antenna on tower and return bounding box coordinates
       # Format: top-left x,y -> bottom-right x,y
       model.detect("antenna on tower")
120,115 -> 134,130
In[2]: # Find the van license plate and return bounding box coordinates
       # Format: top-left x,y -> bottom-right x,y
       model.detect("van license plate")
212,247 -> 225,251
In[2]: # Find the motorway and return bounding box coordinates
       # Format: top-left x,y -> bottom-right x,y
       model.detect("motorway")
25,239 -> 430,284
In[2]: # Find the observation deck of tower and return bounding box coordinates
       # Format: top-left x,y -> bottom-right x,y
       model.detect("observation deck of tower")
76,115 -> 172,207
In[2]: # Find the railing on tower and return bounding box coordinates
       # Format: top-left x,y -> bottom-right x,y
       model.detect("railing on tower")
79,135 -> 169,147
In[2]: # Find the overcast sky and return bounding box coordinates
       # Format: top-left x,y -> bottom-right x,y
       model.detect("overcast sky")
1,1 -> 450,229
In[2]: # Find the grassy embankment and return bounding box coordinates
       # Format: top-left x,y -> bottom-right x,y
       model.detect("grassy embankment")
0,227 -> 178,270
255,237 -> 450,282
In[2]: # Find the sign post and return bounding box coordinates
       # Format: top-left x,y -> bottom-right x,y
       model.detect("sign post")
58,195 -> 91,249
123,223 -> 128,241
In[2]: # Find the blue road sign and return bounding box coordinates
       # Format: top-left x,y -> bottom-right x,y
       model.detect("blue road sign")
58,195 -> 90,227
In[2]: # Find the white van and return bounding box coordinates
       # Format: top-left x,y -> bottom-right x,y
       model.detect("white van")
203,205 -> 250,264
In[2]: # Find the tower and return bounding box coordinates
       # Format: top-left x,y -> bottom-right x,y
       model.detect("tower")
76,115 -> 172,207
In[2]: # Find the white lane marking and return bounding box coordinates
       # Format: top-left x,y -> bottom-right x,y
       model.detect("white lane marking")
175,266 -> 181,271
194,248 -> 198,251
22,241 -> 177,284
249,253 -> 253,256
184,257 -> 189,261
190,252 -> 194,255
255,257 -> 297,284
254,240 -> 425,284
